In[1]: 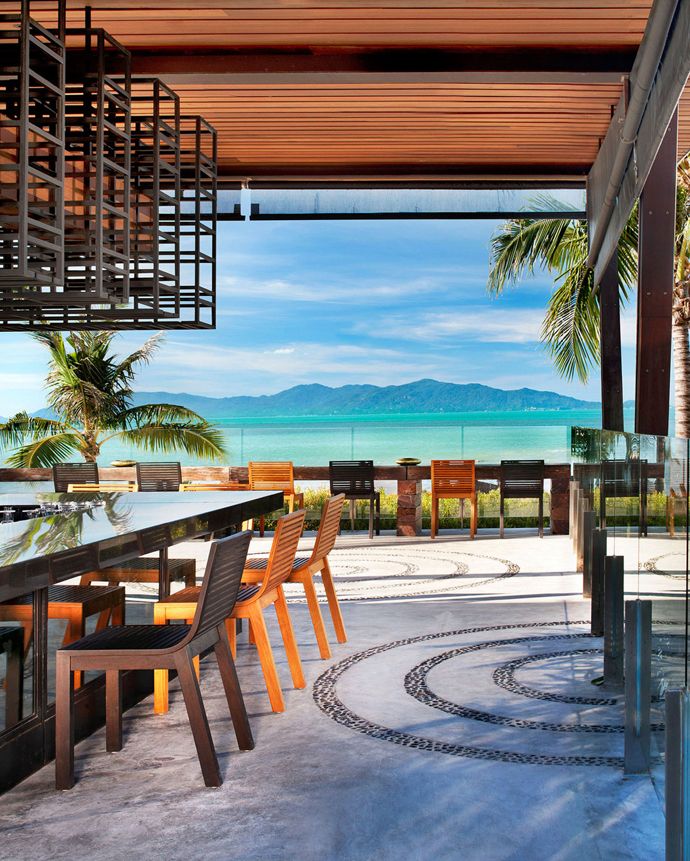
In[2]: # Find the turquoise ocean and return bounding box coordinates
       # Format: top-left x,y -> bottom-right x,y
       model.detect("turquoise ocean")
88,407 -> 635,467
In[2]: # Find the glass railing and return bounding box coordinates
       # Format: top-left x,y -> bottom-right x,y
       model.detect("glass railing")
571,425 -> 689,784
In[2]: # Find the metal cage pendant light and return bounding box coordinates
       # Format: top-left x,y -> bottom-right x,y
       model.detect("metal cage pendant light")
0,0 -> 65,293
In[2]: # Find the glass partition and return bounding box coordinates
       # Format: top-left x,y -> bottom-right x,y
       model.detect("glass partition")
571,425 -> 690,785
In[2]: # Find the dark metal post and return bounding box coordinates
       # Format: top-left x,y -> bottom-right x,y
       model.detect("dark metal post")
599,247 -> 624,432
624,599 -> 651,773
603,555 -> 624,687
635,109 -> 678,437
582,509 -> 596,598
666,689 -> 690,861
590,527 -> 607,636
577,495 -> 590,573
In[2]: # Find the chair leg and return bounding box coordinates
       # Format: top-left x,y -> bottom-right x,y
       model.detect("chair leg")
105,670 -> 122,752
287,494 -> 295,514
368,498 -> 374,540
349,499 -> 355,532
225,617 -> 237,658
248,607 -> 285,712
302,576 -> 331,659
274,586 -> 305,690
375,493 -> 381,536
55,653 -> 75,790
259,515 -> 265,538
63,614 -> 85,690
431,496 -> 437,539
248,619 -> 255,645
471,495 -> 477,538
321,558 -> 347,643
499,495 -> 505,538
174,648 -> 221,788
153,603 -> 170,715
214,625 -> 254,751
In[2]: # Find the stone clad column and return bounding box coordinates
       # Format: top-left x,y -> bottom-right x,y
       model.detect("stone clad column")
396,471 -> 422,536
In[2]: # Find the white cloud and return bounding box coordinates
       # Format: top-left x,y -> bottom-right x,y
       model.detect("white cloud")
356,307 -> 543,344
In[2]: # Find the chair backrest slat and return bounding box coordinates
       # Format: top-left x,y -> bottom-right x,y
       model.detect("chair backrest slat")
329,460 -> 375,495
263,509 -> 306,593
136,462 -> 182,492
431,460 -> 475,495
248,461 -> 296,493
53,462 -> 98,492
500,460 -> 544,497
311,493 -> 345,562
189,531 -> 252,638
601,459 -> 647,497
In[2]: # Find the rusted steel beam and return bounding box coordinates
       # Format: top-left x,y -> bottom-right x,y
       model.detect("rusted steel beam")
635,109 -> 678,436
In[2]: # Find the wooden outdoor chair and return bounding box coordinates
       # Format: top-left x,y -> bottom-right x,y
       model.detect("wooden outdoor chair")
243,494 -> 346,659
500,459 -> 545,538
329,460 -> 380,539
430,459 -> 477,539
665,457 -> 687,538
0,585 -> 125,689
153,510 -> 307,714
53,462 -> 98,492
248,461 -> 303,536
55,531 -> 255,790
135,461 -> 182,492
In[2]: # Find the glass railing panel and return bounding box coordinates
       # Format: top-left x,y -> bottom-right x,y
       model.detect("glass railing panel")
0,594 -> 34,734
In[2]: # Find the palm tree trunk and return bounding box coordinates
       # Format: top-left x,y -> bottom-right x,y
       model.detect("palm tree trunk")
673,315 -> 690,437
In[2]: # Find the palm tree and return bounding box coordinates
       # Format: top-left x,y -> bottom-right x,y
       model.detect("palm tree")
0,331 -> 227,467
488,174 -> 690,436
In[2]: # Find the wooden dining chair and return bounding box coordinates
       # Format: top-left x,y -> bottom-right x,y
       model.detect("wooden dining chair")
135,461 -> 182,492
55,531 -> 255,790
430,460 -> 477,539
243,494 -> 346,659
500,459 -> 545,538
153,509 -> 307,714
53,462 -> 98,492
248,461 -> 304,536
329,460 -> 380,538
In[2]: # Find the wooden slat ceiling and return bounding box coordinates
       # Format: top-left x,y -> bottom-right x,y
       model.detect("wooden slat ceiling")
28,2 -> 690,177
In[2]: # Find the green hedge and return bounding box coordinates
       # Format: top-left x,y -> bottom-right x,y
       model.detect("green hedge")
259,486 -> 552,531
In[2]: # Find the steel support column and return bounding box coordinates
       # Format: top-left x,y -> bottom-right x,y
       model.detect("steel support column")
591,528 -> 607,636
624,599 -> 652,773
666,688 -> 690,861
603,555 -> 625,687
635,109 -> 678,436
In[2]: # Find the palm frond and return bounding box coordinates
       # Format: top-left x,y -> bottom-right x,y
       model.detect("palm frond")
112,333 -> 164,381
114,403 -> 211,430
487,217 -> 573,295
6,432 -> 82,467
0,412 -> 70,449
114,424 -> 227,461
541,265 -> 599,382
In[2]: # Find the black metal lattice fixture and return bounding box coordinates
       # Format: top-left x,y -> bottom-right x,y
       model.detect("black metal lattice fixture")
0,2 -> 218,331
0,0 -> 65,293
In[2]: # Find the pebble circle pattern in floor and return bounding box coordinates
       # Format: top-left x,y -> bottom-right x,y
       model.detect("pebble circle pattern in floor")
313,621 -> 637,767
277,546 -> 519,602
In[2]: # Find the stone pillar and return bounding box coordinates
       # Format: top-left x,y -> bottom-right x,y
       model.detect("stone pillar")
397,478 -> 422,536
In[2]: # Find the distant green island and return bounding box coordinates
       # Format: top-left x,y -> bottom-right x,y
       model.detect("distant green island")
121,379 -> 612,419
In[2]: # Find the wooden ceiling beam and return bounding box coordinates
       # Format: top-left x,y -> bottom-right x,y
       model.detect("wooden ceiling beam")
126,47 -> 636,85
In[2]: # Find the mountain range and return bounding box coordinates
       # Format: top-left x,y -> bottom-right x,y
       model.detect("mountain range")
120,379 -> 603,418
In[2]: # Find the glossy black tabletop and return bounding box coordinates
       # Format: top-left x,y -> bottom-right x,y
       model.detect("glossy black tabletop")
0,489 -> 284,600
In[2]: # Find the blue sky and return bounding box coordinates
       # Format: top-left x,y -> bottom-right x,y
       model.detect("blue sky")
0,219 -> 638,415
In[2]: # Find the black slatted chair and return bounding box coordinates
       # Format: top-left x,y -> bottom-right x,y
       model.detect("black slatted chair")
600,459 -> 648,536
500,459 -> 545,538
55,530 -> 254,790
329,460 -> 380,539
53,462 -> 98,492
135,461 -> 182,492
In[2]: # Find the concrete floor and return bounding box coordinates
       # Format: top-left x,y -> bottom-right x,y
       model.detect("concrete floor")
0,531 -> 669,861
